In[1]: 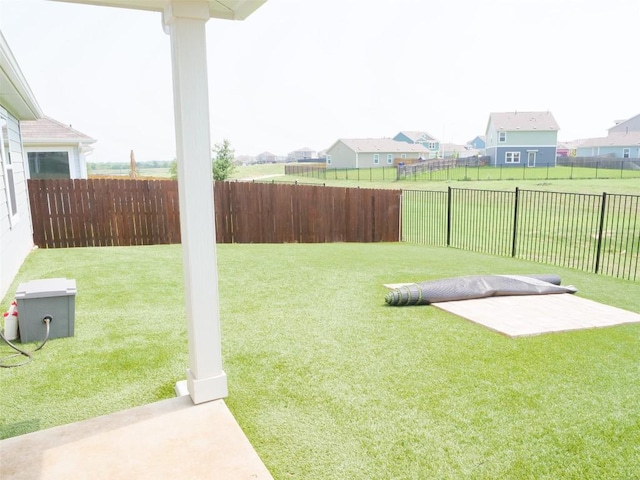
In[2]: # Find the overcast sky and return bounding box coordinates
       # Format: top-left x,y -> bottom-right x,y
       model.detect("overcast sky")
1,0 -> 638,162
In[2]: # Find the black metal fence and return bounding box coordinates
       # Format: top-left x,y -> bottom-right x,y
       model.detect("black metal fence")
285,158 -> 640,182
402,187 -> 639,281
557,156 -> 640,170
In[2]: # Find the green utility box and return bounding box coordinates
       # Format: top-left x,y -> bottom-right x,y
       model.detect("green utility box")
15,278 -> 77,343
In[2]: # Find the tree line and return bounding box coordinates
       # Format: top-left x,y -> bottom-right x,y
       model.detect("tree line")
88,140 -> 235,181
87,160 -> 173,170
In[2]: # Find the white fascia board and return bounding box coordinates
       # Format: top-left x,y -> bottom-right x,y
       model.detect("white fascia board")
23,138 -> 96,146
49,0 -> 267,20
0,32 -> 44,120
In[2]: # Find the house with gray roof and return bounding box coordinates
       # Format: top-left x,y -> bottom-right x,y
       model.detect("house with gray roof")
576,132 -> 640,159
485,111 -> 560,168
325,138 -> 430,169
393,131 -> 439,158
575,113 -> 640,159
440,143 -> 480,159
21,116 -> 95,179
287,146 -> 316,162
608,113 -> 640,135
255,151 -> 278,164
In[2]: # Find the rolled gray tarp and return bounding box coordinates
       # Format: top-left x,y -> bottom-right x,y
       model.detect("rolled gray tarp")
384,274 -> 577,306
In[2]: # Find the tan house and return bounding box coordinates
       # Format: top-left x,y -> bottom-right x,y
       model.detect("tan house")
21,116 -> 96,179
325,138 -> 430,169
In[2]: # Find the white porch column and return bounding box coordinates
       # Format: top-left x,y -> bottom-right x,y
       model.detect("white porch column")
163,1 -> 227,404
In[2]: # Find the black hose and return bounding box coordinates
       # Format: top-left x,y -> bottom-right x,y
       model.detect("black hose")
0,316 -> 51,368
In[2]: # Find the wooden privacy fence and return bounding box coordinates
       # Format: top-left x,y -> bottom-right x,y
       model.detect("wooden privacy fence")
28,179 -> 181,248
27,179 -> 401,248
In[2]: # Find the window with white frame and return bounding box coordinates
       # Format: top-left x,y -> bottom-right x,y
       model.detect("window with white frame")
499,131 -> 506,143
386,153 -> 393,164
505,151 -> 520,163
1,118 -> 19,225
427,142 -> 436,149
27,151 -> 71,179
400,153 -> 406,158
373,153 -> 379,164
623,148 -> 630,158
326,154 -> 331,165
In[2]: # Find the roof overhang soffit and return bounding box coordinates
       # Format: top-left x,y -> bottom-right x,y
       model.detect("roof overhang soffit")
49,0 -> 267,20
0,33 -> 43,120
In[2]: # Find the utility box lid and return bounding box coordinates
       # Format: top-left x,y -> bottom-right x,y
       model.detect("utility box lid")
16,278 -> 77,300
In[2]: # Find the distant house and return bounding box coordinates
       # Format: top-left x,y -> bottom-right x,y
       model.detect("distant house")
234,154 -> 255,165
575,113 -> 640,159
393,131 -> 439,158
287,146 -> 316,162
21,116 -> 95,179
467,135 -> 486,150
440,143 -> 480,159
255,151 -> 278,164
576,132 -> 640,159
557,139 -> 584,158
609,113 -> 640,135
1,32 -> 44,299
557,142 -> 571,157
485,111 -> 560,167
325,138 -> 429,169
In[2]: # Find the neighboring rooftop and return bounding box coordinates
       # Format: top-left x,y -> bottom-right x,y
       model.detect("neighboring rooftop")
577,131 -> 640,148
339,138 -> 430,153
396,130 -> 438,142
289,146 -> 315,152
608,113 -> 640,134
489,111 -> 560,131
21,116 -> 95,145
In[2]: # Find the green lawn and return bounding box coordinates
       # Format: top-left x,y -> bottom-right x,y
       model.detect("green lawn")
2,243 -> 640,478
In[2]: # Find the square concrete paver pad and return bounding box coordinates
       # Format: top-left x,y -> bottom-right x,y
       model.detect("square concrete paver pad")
432,293 -> 640,337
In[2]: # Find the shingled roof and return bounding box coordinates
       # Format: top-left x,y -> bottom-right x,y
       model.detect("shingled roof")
396,131 -> 437,142
339,138 -> 430,153
577,131 -> 640,148
21,116 -> 95,145
489,111 -> 560,131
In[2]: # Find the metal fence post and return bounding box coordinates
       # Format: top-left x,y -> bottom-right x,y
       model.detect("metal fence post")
594,192 -> 607,274
446,186 -> 452,246
511,187 -> 520,257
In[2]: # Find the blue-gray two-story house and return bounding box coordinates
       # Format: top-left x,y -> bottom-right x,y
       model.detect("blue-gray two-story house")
393,131 -> 440,159
485,111 -> 559,167
467,135 -> 486,150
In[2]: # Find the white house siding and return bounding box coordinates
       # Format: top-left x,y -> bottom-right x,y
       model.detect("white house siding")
1,108 -> 34,300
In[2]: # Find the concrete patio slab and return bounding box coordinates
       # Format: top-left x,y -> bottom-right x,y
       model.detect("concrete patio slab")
0,396 -> 273,480
433,293 -> 640,337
